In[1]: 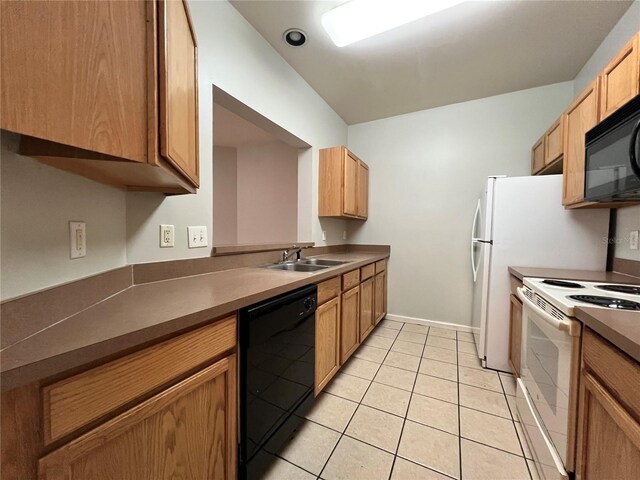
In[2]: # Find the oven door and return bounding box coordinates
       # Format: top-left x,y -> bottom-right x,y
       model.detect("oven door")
516,288 -> 581,474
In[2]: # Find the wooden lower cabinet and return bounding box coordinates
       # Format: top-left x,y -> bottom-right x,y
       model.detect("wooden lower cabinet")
340,285 -> 360,364
374,271 -> 386,324
577,372 -> 640,480
359,277 -> 374,342
315,296 -> 341,395
508,294 -> 522,378
576,329 -> 640,480
1,316 -> 237,480
39,355 -> 236,480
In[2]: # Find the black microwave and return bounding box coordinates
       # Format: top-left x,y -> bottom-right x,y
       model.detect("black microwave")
584,94 -> 640,202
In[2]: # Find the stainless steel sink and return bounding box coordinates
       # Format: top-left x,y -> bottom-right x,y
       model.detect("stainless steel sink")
265,262 -> 328,272
300,258 -> 352,266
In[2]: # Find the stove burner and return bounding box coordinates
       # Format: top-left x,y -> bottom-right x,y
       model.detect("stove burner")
542,279 -> 585,289
596,285 -> 640,296
569,295 -> 640,311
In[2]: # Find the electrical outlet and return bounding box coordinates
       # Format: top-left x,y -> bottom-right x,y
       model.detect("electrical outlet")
160,224 -> 174,247
342,230 -> 347,240
187,226 -> 208,248
631,230 -> 639,250
69,221 -> 86,259
322,231 -> 326,241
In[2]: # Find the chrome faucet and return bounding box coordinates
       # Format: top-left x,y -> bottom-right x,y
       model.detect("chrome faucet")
282,247 -> 302,263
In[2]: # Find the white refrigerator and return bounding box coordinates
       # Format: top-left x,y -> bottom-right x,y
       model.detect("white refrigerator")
470,175 -> 609,372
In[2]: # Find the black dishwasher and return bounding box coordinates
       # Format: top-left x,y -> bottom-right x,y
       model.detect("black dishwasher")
239,284 -> 317,479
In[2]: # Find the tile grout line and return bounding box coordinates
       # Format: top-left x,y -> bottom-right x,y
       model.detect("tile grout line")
498,373 -> 534,480
317,319 -> 400,479
456,331 -> 463,480
386,322 -> 429,480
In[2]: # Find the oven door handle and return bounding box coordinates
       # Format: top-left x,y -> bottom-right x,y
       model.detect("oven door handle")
516,287 -> 576,334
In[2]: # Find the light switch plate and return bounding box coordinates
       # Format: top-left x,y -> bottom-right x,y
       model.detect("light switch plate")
160,224 -> 174,247
69,221 -> 86,259
187,226 -> 208,248
630,230 -> 639,250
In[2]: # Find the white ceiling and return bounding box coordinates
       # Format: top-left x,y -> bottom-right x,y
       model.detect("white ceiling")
230,0 -> 633,125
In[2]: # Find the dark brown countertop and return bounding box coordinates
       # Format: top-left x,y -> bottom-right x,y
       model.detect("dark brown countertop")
509,266 -> 640,363
508,266 -> 640,284
0,251 -> 388,391
575,307 -> 640,363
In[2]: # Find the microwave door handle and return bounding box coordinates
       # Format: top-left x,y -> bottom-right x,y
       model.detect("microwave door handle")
629,119 -> 640,180
516,288 -> 579,336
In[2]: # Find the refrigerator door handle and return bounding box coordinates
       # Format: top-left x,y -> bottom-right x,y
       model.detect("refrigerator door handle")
471,199 -> 481,282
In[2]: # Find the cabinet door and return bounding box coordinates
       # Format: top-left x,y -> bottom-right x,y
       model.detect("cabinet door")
359,278 -> 375,342
0,0 -> 149,162
562,79 -> 599,206
315,297 -> 341,395
159,0 -> 199,187
508,295 -> 522,378
340,286 -> 360,364
576,372 -> 640,480
599,33 -> 639,121
531,137 -> 544,174
343,152 -> 358,216
39,355 -> 237,480
374,271 -> 386,325
544,118 -> 563,166
356,161 -> 369,219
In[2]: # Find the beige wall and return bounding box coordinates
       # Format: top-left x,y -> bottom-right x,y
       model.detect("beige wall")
573,1 -> 640,262
212,146 -> 238,245
347,82 -> 575,326
236,142 -> 298,244
0,132 -> 127,300
1,0 -> 347,299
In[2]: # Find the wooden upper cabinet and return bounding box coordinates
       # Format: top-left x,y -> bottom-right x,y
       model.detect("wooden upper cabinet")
531,137 -> 544,174
0,0 -> 148,162
319,146 -> 369,220
159,0 -> 199,187
343,152 -> 358,216
562,79 -> 600,207
0,0 -> 199,194
599,33 -> 640,122
544,117 -> 563,166
39,355 -> 237,480
357,161 -> 369,218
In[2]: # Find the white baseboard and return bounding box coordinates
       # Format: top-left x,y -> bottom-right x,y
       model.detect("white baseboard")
385,313 -> 473,333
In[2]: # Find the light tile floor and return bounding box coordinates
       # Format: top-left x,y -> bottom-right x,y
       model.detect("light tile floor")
256,319 -> 538,480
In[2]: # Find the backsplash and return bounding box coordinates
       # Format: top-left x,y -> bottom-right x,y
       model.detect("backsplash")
614,205 -> 640,262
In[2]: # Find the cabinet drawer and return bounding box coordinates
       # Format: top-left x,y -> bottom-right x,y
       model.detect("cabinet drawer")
318,277 -> 341,305
375,260 -> 386,273
342,270 -> 360,291
361,263 -> 375,281
582,328 -> 640,416
42,315 -> 236,444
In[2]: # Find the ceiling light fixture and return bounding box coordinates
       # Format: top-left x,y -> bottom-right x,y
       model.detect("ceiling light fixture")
322,0 -> 466,47
283,28 -> 307,47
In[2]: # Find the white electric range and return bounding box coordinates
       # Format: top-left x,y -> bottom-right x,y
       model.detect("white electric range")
515,277 -> 640,480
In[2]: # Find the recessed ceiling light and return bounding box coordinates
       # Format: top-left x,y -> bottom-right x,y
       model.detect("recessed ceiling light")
322,0 -> 466,47
283,28 -> 307,47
